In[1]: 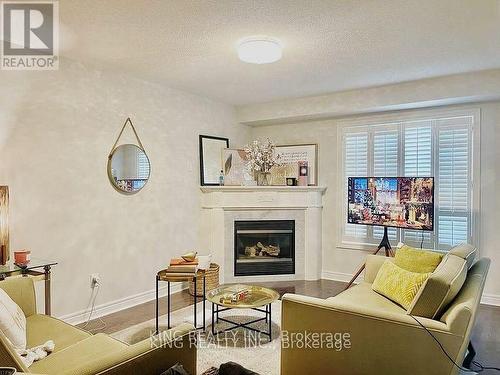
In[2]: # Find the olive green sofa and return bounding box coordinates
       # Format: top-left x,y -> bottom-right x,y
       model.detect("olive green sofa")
281,252 -> 490,375
0,277 -> 196,375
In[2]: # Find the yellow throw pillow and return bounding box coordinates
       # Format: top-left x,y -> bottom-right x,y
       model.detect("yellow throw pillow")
395,244 -> 443,273
372,260 -> 430,309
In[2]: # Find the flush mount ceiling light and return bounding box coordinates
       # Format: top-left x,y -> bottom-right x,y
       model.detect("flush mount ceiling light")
237,36 -> 282,64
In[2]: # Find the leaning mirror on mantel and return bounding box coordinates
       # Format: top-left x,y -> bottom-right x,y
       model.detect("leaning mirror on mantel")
108,118 -> 151,194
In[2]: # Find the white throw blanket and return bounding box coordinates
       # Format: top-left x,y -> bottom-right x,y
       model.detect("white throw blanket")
17,340 -> 55,367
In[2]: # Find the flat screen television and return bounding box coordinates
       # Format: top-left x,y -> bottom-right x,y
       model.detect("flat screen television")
347,177 -> 434,231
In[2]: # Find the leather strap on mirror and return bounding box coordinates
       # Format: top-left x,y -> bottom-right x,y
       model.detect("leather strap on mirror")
109,117 -> 146,158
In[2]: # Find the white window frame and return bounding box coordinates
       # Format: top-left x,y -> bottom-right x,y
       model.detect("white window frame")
336,107 -> 480,252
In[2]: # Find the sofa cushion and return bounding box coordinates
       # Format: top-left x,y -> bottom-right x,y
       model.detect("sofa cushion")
0,277 -> 36,317
395,245 -> 443,273
372,260 -> 430,309
26,314 -> 91,353
30,333 -> 127,374
329,282 -> 406,314
449,243 -> 477,269
407,253 -> 467,319
0,288 -> 26,350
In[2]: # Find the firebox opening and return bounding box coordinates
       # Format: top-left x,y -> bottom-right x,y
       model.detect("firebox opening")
234,220 -> 295,276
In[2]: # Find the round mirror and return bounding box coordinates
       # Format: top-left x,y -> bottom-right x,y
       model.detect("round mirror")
108,144 -> 151,194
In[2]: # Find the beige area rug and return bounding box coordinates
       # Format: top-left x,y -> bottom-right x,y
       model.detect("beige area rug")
111,300 -> 282,375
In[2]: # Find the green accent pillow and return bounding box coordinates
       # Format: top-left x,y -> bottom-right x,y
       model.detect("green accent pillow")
395,245 -> 443,273
372,260 -> 430,309
449,243 -> 477,269
407,253 -> 468,318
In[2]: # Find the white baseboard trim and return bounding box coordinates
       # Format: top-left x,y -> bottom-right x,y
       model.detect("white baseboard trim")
322,270 -> 500,307
321,270 -> 362,284
59,283 -> 187,325
481,293 -> 500,307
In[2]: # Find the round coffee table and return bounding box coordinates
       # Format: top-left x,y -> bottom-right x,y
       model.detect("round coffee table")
207,284 -> 280,341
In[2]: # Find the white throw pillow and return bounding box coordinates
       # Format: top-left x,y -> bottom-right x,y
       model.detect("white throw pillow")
0,288 -> 27,350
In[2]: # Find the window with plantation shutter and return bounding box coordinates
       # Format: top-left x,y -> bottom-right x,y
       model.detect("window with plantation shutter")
404,122 -> 432,176
137,152 -> 149,179
402,122 -> 434,247
436,117 -> 472,248
372,129 -> 399,241
340,110 -> 478,251
343,132 -> 368,239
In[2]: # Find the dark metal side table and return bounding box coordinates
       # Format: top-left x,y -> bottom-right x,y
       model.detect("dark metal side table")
0,258 -> 57,316
155,269 -> 206,334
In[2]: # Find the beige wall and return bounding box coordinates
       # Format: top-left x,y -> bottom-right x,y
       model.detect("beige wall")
0,58 -> 249,318
250,102 -> 500,300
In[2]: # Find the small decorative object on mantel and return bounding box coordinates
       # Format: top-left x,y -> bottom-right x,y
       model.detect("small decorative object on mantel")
286,177 -> 297,186
297,160 -> 309,186
108,118 -> 151,195
0,186 -> 9,265
244,138 -> 281,186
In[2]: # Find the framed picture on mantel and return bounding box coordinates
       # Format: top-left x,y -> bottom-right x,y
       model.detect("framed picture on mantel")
270,144 -> 318,186
221,148 -> 253,186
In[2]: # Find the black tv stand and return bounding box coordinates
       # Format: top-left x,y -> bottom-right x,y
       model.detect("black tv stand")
378,226 -> 392,256
345,226 -> 394,290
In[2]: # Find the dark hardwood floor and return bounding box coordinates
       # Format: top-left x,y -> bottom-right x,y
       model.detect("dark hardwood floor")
80,279 -> 500,371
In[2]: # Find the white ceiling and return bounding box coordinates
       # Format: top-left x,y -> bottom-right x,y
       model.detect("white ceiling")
60,0 -> 500,106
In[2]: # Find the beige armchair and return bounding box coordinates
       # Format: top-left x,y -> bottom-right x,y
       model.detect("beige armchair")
281,255 -> 490,375
0,277 -> 196,375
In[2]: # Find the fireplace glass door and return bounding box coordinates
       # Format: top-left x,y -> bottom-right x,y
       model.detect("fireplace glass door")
234,220 -> 295,276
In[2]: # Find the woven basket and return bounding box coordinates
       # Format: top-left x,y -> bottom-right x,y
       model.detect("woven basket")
189,263 -> 220,297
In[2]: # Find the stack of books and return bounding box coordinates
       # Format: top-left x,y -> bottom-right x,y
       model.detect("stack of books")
162,258 -> 198,280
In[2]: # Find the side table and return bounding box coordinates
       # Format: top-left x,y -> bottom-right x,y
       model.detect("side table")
155,269 -> 206,334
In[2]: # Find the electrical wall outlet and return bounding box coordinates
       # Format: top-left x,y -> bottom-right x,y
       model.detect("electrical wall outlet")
90,273 -> 101,288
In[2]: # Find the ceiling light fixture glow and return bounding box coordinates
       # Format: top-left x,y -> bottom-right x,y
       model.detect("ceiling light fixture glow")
237,36 -> 282,64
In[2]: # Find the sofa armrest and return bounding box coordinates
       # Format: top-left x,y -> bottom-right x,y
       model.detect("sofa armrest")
0,331 -> 30,372
364,254 -> 393,283
281,294 -> 464,375
30,323 -> 196,375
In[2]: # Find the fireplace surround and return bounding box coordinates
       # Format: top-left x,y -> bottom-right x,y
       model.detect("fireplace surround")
234,220 -> 295,276
200,186 -> 326,283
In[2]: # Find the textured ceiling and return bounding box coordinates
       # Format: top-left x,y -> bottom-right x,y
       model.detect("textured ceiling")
59,0 -> 500,105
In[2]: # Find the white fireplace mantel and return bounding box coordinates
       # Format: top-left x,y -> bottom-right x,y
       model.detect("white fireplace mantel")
200,186 -> 327,192
199,186 -> 327,283
200,186 -> 327,209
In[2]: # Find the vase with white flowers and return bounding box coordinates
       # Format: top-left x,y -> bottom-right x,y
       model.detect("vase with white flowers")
244,139 -> 281,186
